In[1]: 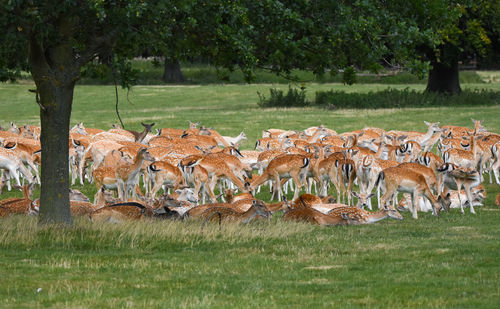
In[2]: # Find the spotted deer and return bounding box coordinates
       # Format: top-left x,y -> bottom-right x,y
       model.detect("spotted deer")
222,131 -> 247,146
200,199 -> 271,224
377,166 -> 451,219
0,183 -> 36,216
327,205 -> 404,224
0,147 -> 34,193
249,154 -> 310,201
282,206 -> 353,226
115,147 -> 154,201
3,140 -> 40,184
147,161 -> 188,197
438,163 -> 481,214
179,154 -> 250,197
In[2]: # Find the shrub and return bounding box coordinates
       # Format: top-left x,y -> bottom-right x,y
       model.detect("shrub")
257,86 -> 310,108
314,88 -> 500,109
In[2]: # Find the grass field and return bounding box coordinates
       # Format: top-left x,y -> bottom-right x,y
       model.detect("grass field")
0,80 -> 499,307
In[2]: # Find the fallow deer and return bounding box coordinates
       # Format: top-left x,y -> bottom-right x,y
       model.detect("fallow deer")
222,131 -> 247,147
0,147 -> 34,192
327,205 -> 404,224
179,154 -> 250,197
183,164 -> 214,203
249,154 -> 310,201
115,147 -> 154,201
125,122 -> 155,143
282,206 -> 352,226
377,166 -> 451,219
3,141 -> 41,184
200,199 -> 271,224
0,183 -> 36,216
438,163 -> 481,214
90,202 -> 157,222
147,161 -> 187,197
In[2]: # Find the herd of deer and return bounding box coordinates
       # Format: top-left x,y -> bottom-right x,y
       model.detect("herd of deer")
0,118 -> 499,226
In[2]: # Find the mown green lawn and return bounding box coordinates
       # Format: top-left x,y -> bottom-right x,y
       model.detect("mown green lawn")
0,81 -> 499,308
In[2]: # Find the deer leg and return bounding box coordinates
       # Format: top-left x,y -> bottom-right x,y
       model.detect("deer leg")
411,190 -> 419,219
150,179 -> 163,199
346,175 -> 355,206
116,180 -> 124,201
463,183 -> 476,215
291,173 -> 303,201
7,167 -> 21,187
3,170 -> 12,191
329,169 -> 341,204
273,174 -> 282,201
493,160 -> 500,185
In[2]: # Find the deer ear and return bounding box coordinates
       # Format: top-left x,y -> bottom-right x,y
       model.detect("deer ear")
351,191 -> 359,198
424,121 -> 430,126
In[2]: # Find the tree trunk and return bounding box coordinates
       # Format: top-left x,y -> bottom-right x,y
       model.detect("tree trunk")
163,58 -> 186,83
36,81 -> 75,226
29,34 -> 77,227
426,60 -> 461,94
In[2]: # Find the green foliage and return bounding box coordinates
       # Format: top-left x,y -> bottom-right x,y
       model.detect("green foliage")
314,88 -> 500,109
342,66 -> 357,85
257,86 -> 310,108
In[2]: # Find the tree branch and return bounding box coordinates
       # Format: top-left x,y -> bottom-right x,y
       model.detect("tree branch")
76,28 -> 121,67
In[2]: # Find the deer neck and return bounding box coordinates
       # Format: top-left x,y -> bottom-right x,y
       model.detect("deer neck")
135,129 -> 149,143
366,209 -> 389,223
420,126 -> 436,145
267,201 -> 285,212
375,142 -> 388,159
242,207 -> 259,223
127,153 -> 146,177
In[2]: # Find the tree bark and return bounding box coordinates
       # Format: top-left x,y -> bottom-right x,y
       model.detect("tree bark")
37,81 -> 75,226
163,58 -> 186,83
426,59 -> 461,94
29,34 -> 77,227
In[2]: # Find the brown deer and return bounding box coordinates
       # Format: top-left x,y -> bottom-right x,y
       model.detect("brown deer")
327,205 -> 403,224
199,199 -> 271,224
282,206 -> 353,226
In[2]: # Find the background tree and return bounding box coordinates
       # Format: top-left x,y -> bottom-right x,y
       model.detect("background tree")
388,0 -> 500,94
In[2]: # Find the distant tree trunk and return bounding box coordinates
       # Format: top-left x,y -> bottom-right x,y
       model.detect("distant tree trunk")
163,58 -> 186,83
29,36 -> 77,227
426,59 -> 461,94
